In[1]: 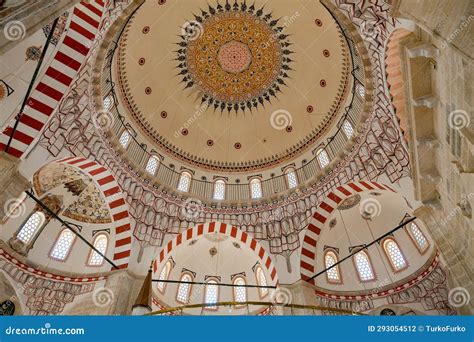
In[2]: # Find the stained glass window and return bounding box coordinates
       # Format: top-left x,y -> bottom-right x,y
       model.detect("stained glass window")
50,229 -> 75,261
157,261 -> 172,293
178,172 -> 192,192
233,277 -> 247,304
324,251 -> 341,283
119,130 -> 131,148
205,280 -> 219,309
88,234 -> 108,266
213,180 -> 226,200
250,178 -> 263,199
17,212 -> 45,244
256,266 -> 268,297
409,222 -> 428,252
286,168 -> 298,189
176,273 -> 192,303
317,148 -> 330,168
383,238 -> 407,271
354,251 -> 375,281
145,155 -> 159,175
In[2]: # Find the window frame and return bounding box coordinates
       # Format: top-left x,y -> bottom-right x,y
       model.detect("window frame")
255,266 -> 269,298
324,250 -> 343,284
119,129 -> 131,149
48,228 -> 77,262
86,233 -> 109,267
284,167 -> 298,189
145,155 -> 160,176
16,211 -> 46,244
381,237 -> 408,273
203,278 -> 220,311
342,120 -> 355,139
316,147 -> 330,169
232,276 -> 247,308
406,222 -> 429,254
249,178 -> 263,199
356,83 -> 365,98
156,261 -> 172,294
177,171 -> 192,193
213,179 -> 226,200
175,272 -> 193,304
352,249 -> 376,283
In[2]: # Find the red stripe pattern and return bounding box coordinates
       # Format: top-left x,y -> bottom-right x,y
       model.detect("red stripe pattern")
56,156 -> 132,270
154,221 -> 278,283
300,181 -> 396,284
1,1 -> 105,158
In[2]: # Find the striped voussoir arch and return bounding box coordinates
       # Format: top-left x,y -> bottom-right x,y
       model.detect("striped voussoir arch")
56,156 -> 132,270
154,221 -> 278,284
300,181 -> 396,284
0,0 -> 105,158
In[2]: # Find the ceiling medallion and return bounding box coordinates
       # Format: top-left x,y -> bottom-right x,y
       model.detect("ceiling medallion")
337,194 -> 361,210
177,1 -> 293,113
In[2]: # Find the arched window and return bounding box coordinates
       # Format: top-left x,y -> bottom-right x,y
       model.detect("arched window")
356,83 -> 365,98
383,238 -> 407,272
233,276 -> 247,305
316,148 -> 330,168
17,211 -> 45,244
176,273 -> 193,304
204,279 -> 219,310
50,229 -> 75,261
408,222 -> 429,253
213,180 -> 226,200
342,120 -> 354,139
157,261 -> 172,293
145,155 -> 160,175
255,266 -> 268,298
177,171 -> 192,192
324,251 -> 342,283
119,130 -> 131,149
250,178 -> 262,199
87,234 -> 108,266
285,168 -> 298,189
353,250 -> 375,282
103,95 -> 113,110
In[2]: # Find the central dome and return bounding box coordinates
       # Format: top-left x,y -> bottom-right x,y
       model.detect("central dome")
116,0 -> 351,173
179,9 -> 289,109
217,41 -> 252,74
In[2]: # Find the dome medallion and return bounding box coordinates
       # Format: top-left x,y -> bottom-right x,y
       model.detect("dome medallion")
178,2 -> 293,113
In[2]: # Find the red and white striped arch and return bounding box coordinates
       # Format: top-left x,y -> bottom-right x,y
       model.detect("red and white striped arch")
56,156 -> 132,270
154,221 -> 278,284
1,0 -> 105,158
300,181 -> 396,284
